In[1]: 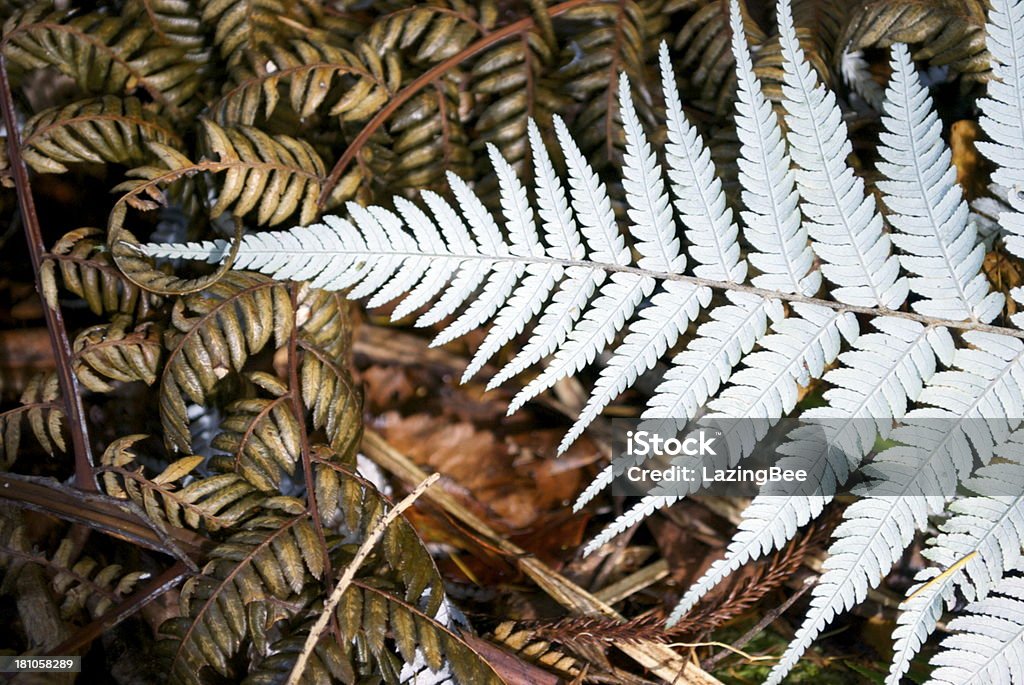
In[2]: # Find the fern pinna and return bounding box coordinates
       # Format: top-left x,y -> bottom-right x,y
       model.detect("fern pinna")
142,0 -> 1024,681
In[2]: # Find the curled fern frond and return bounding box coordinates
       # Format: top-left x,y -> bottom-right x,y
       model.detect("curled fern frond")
1,4 -> 201,116
20,96 -> 182,174
0,371 -> 65,466
106,122 -> 327,296
44,227 -> 161,318
160,271 -> 292,453
72,316 -> 162,393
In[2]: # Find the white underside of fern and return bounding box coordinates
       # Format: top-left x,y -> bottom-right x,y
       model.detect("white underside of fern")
143,0 -> 1024,681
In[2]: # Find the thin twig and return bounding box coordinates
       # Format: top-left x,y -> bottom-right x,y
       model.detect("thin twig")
0,54 -> 97,490
285,472 -> 441,685
665,642 -> 777,663
905,551 -> 977,602
702,579 -> 815,670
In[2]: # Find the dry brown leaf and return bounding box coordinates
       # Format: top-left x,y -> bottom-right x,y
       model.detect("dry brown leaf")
984,249 -> 1023,317
951,119 -> 989,200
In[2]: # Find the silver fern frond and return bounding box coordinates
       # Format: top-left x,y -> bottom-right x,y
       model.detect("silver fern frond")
879,42 -> 1004,323
979,0 -> 1024,327
888,428 -> 1024,684
138,0 -> 1024,681
925,575 -> 1024,685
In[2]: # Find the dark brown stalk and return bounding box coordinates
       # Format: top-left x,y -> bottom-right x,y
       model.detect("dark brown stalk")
287,285 -> 334,580
0,54 -> 97,491
317,0 -> 597,209
0,472 -> 206,566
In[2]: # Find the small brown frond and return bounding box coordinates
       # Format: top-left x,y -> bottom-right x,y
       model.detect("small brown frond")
389,76 -> 472,191
314,459 -> 444,609
525,524 -> 825,656
366,0 -> 494,65
0,371 -> 64,465
111,120 -> 326,229
489,620 -> 583,680
44,227 -> 161,318
20,96 -> 183,174
337,580 -> 506,685
98,434 -> 262,532
211,374 -> 301,492
298,342 -> 361,457
159,514 -> 325,683
0,511 -> 147,620
557,0 -> 659,162
472,29 -> 565,172
127,0 -> 208,55
1,4 -> 202,116
210,39 -> 394,126
328,41 -> 404,124
199,0 -> 289,73
160,271 -> 292,453
72,315 -> 162,392
838,0 -> 989,81
201,120 -> 327,226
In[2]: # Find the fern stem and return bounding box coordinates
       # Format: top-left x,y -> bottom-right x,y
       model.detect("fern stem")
0,54 -> 97,491
0,472 -> 203,566
316,0 -> 597,210
178,237 -> 1024,340
287,284 -> 333,582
